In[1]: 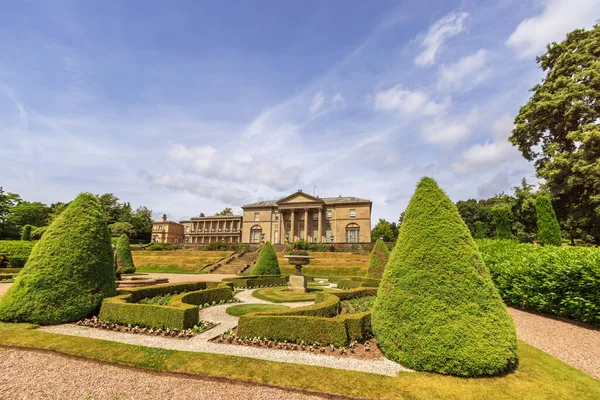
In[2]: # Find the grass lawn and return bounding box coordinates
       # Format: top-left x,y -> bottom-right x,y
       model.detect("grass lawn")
0,323 -> 598,399
133,251 -> 233,274
226,304 -> 290,316
277,252 -> 368,277
252,286 -> 323,303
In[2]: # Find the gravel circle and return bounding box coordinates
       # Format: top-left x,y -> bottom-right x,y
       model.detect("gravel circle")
0,347 -> 336,400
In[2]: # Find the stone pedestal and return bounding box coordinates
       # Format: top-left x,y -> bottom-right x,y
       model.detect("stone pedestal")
288,274 -> 308,292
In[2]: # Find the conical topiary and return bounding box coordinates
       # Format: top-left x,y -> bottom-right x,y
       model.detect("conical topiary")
372,177 -> 517,377
535,195 -> 562,246
0,193 -> 116,325
116,233 -> 136,274
252,242 -> 280,275
20,224 -> 33,241
366,238 -> 389,279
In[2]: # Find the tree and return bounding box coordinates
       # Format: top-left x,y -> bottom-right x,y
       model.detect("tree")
366,238 -> 389,279
109,221 -> 135,237
371,177 -> 517,377
115,234 -> 136,274
7,201 -> 51,228
511,178 -> 538,243
0,187 -> 22,239
20,224 -> 33,241
491,204 -> 513,239
370,219 -> 398,242
215,207 -> 233,216
474,221 -> 484,239
252,242 -> 280,275
455,199 -> 478,236
0,193 -> 116,325
130,206 -> 153,241
535,196 -> 562,246
510,24 -> 600,244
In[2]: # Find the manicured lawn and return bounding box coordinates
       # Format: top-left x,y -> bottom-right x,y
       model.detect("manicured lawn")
133,251 -> 233,274
226,304 -> 290,316
1,323 -> 599,399
252,286 -> 322,303
277,252 -> 368,277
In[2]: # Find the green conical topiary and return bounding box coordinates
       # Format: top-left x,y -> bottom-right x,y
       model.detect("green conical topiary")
366,238 -> 389,279
535,195 -> 562,246
372,177 -> 517,377
115,233 -> 136,274
252,242 -> 280,275
20,224 -> 33,241
492,204 -> 513,239
474,221 -> 484,239
0,193 -> 117,325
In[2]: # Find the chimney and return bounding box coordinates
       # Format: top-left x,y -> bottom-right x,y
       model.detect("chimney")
200,213 -> 205,217
298,189 -> 302,192
162,214 -> 167,222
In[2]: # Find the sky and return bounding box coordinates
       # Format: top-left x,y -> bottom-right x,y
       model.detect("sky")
1,0 -> 599,224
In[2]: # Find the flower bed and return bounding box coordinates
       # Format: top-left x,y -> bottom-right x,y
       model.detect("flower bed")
77,316 -> 214,338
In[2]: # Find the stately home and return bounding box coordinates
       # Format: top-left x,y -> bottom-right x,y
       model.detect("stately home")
151,190 -> 372,244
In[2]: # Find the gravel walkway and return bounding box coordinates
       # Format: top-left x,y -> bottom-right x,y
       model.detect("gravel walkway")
41,288 -> 408,377
508,307 -> 600,379
0,347 -> 334,400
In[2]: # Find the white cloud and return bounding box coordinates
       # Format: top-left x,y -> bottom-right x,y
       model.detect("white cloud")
415,11 -> 469,67
420,109 -> 480,145
332,93 -> 344,105
374,86 -> 449,117
437,49 -> 490,90
507,0 -> 600,58
309,91 -> 325,114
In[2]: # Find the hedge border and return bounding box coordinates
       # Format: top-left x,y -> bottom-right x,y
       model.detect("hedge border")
223,275 -> 289,288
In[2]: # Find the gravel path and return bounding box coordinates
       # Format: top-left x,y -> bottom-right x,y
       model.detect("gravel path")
0,347 -> 334,400
0,282 -> 10,297
508,307 -> 600,379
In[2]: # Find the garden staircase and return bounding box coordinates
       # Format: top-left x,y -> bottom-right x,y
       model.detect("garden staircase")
209,251 -> 259,275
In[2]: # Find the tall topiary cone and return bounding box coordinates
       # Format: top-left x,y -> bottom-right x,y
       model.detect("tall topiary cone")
0,193 -> 116,325
372,177 -> 517,377
366,238 -> 389,279
252,242 -> 280,275
21,224 -> 33,241
116,233 -> 136,274
535,195 -> 562,246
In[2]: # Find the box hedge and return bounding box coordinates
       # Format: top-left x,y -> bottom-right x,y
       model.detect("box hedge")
0,241 -> 35,268
223,275 -> 288,288
337,278 -> 380,289
372,177 -> 517,377
366,239 -> 389,279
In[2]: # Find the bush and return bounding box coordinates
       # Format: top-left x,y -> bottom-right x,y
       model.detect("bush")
116,234 -> 135,274
492,204 -> 513,239
223,275 -> 288,288
30,226 -> 47,240
0,241 -> 35,268
366,239 -> 389,279
205,241 -> 231,251
20,225 -> 33,241
535,196 -> 562,246
474,221 -> 484,239
252,242 -> 280,275
0,193 -> 117,325
290,239 -> 309,251
372,177 -> 517,377
144,243 -> 173,251
477,239 -> 600,325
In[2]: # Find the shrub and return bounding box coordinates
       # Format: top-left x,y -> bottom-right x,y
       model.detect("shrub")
116,234 -> 135,274
30,226 -> 47,240
0,241 -> 35,268
477,239 -> 600,325
290,239 -> 309,251
535,196 -> 562,246
492,204 -> 513,239
366,239 -> 389,279
372,177 -> 517,377
252,242 -> 280,275
0,193 -> 117,325
474,221 -> 484,239
205,241 -> 231,251
144,243 -> 173,251
223,275 -> 288,288
20,225 -> 33,241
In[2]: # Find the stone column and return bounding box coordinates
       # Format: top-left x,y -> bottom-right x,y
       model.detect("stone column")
317,208 -> 323,243
290,209 -> 295,242
304,209 -> 309,242
278,210 -> 283,244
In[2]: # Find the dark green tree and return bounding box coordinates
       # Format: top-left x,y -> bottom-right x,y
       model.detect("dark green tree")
130,206 -> 153,241
371,177 -> 517,377
535,196 -> 562,246
366,238 -> 389,279
115,234 -> 136,274
510,24 -> 600,244
215,207 -> 233,216
20,224 -> 33,241
0,193 -> 117,324
511,178 -> 538,243
491,204 -> 513,239
371,219 -> 398,242
474,221 -> 484,239
0,187 -> 22,239
252,242 -> 280,275
109,221 -> 135,237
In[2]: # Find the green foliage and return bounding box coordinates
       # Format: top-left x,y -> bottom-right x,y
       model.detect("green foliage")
109,222 -> 135,237
252,242 -> 280,275
477,239 -> 600,325
215,207 -> 233,216
224,275 -> 288,289
226,303 -> 290,316
0,241 -> 34,268
144,242 -> 173,251
137,293 -> 175,305
372,177 -> 517,377
456,194 -> 514,238
510,24 -> 600,245
340,296 -> 376,314
365,238 -> 389,279
370,218 -> 399,242
474,221 -> 484,239
116,234 -> 135,274
20,224 -> 32,241
535,196 -> 562,246
491,204 -> 514,239
30,226 -> 47,240
290,239 -> 309,250
0,193 -> 117,325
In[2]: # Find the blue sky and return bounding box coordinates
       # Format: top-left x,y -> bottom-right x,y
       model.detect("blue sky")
1,0 -> 599,223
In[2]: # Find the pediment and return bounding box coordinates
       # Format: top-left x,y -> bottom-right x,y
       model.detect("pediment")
277,191 -> 324,205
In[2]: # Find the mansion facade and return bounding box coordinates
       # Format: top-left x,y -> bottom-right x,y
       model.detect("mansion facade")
151,190 -> 372,244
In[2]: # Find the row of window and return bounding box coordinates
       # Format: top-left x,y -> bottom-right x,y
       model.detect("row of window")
254,209 -> 356,222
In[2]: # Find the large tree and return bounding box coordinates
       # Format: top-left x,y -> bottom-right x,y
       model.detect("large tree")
510,24 -> 600,244
370,218 -> 398,242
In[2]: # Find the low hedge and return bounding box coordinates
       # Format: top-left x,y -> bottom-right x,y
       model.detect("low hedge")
0,241 -> 35,268
237,289 -> 374,346
99,281 -> 233,329
223,275 -> 288,288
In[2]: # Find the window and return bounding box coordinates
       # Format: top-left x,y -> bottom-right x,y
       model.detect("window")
254,212 -> 260,222
326,210 -> 332,220
300,230 -> 305,240
185,237 -> 189,243
250,225 -> 263,243
312,212 -> 318,220
174,238 -> 178,243
274,230 -> 279,244
345,223 -> 360,243
153,236 -> 160,243
326,229 -> 332,243
313,230 -> 318,242
186,226 -> 190,233
274,212 -> 279,221
158,225 -> 163,231
349,209 -> 356,219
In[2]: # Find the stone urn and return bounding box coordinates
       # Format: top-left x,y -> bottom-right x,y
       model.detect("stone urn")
284,254 -> 314,292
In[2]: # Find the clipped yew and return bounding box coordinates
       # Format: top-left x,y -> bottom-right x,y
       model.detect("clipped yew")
535,195 -> 562,246
372,177 -> 517,377
20,224 -> 33,241
252,241 -> 280,275
366,238 -> 389,279
116,233 -> 136,274
0,193 -> 117,325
